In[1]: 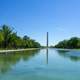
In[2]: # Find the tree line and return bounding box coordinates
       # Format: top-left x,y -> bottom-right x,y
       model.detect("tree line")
0,25 -> 41,49
54,37 -> 80,49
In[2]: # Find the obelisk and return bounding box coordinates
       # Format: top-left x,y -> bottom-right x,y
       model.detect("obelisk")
47,32 -> 48,48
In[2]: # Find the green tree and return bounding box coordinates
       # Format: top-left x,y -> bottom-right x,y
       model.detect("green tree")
0,24 -> 41,49
55,37 -> 80,49
0,25 -> 13,48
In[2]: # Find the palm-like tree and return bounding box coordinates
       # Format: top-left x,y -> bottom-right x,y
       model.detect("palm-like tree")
0,24 -> 41,49
0,25 -> 13,48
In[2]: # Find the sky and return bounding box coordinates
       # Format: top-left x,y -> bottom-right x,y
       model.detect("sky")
0,0 -> 80,46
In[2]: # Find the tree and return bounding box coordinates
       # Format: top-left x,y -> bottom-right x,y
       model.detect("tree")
0,24 -> 41,49
0,31 -> 4,47
23,35 -> 30,40
67,37 -> 79,48
0,25 -> 13,48
54,37 -> 80,49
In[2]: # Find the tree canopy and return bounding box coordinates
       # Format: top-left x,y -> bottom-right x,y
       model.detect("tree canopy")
54,37 -> 80,49
0,25 -> 41,49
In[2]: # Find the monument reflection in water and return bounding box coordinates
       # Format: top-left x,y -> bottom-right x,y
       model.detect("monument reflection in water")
46,49 -> 48,64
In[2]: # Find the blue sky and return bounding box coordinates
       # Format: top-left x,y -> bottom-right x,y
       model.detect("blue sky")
0,0 -> 80,46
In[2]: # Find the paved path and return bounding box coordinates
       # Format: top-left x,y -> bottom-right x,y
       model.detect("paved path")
0,48 -> 40,53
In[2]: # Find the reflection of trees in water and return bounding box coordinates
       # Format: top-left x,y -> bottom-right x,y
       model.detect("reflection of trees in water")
57,50 -> 69,57
57,49 -> 80,62
69,56 -> 80,61
0,49 -> 40,74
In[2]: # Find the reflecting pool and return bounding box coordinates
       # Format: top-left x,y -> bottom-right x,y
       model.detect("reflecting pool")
0,49 -> 80,80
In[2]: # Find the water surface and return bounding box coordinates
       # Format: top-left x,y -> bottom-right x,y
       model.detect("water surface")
0,49 -> 80,80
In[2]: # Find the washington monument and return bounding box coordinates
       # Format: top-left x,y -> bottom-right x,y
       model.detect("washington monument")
47,32 -> 49,48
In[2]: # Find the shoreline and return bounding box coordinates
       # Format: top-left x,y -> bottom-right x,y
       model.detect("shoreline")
0,48 -> 80,53
0,48 -> 41,53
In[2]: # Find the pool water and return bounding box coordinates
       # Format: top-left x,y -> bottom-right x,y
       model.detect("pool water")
0,49 -> 80,80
